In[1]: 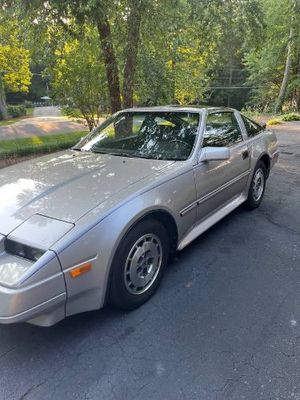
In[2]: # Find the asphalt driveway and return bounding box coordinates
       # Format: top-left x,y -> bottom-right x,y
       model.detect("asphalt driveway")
0,124 -> 299,400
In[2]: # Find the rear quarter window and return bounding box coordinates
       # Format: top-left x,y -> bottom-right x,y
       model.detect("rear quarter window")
242,115 -> 264,138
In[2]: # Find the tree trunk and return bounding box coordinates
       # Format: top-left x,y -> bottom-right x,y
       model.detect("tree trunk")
275,8 -> 295,113
0,73 -> 8,120
227,64 -> 233,107
97,16 -> 122,114
122,0 -> 143,109
295,44 -> 300,110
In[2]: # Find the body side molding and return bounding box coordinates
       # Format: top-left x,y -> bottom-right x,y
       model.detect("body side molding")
178,193 -> 247,250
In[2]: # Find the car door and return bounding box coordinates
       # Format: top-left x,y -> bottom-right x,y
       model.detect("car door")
193,111 -> 250,222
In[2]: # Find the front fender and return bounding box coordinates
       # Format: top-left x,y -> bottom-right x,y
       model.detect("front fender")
53,169 -> 196,317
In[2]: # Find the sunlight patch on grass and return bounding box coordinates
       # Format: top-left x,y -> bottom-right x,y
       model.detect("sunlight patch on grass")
31,136 -> 43,145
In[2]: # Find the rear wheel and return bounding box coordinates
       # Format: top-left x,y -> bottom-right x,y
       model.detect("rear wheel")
109,219 -> 169,310
245,161 -> 267,209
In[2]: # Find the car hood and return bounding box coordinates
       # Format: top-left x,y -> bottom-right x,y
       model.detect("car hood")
0,150 -> 174,235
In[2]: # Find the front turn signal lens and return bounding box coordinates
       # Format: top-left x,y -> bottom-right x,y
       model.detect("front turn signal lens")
69,262 -> 92,278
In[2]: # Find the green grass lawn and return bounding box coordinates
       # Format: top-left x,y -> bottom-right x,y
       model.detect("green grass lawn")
0,130 -> 87,159
0,108 -> 34,127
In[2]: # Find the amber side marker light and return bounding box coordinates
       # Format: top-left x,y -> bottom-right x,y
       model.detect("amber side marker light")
69,262 -> 92,278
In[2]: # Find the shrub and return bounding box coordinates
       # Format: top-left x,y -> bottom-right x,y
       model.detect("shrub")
281,113 -> 300,122
267,118 -> 282,125
61,106 -> 82,119
7,104 -> 27,118
23,100 -> 33,108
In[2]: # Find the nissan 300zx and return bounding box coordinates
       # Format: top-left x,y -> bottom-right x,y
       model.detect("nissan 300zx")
0,106 -> 278,326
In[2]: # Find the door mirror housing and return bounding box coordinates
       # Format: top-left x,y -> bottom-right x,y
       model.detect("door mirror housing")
199,146 -> 230,162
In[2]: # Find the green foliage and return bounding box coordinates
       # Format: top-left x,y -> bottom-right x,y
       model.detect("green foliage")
61,106 -> 83,119
281,113 -> 300,121
1,0 -> 299,113
23,100 -> 33,108
7,104 -> 26,118
135,0 -> 217,105
50,26 -> 108,130
245,0 -> 300,111
186,0 -> 264,109
0,20 -> 32,93
267,118 -> 282,125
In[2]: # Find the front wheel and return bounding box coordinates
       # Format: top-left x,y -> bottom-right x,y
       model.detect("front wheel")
245,161 -> 267,210
109,219 -> 169,310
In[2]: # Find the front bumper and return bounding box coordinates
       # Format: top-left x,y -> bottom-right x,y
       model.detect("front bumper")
0,286 -> 66,326
0,239 -> 67,326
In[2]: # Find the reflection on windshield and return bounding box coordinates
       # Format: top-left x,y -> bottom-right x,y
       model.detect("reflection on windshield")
78,112 -> 200,161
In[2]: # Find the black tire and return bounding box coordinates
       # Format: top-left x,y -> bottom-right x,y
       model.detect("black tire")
109,219 -> 169,310
245,160 -> 267,210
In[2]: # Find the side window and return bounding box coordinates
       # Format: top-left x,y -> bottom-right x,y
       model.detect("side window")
203,112 -> 243,147
241,115 -> 263,137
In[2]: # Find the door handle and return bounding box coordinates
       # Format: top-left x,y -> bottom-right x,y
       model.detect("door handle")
242,150 -> 249,159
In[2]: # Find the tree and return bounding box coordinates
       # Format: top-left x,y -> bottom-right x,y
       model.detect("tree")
0,18 -> 31,119
51,27 -> 109,130
122,0 -> 144,108
135,0 -> 216,105
188,0 -> 264,109
16,0 -> 145,113
245,0 -> 300,112
275,0 -> 298,113
95,7 -> 122,113
4,0 -> 298,115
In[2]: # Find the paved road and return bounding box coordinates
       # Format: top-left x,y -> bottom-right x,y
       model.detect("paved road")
0,124 -> 299,400
0,107 -> 86,140
33,106 -> 62,117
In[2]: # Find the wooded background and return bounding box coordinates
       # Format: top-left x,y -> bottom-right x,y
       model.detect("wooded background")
0,0 -> 299,127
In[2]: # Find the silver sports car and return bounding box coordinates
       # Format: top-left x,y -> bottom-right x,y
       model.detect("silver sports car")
0,106 -> 278,326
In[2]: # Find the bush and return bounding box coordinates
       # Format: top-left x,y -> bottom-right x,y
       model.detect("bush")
7,104 -> 27,118
23,100 -> 33,108
61,106 -> 82,119
281,113 -> 300,121
267,118 -> 282,125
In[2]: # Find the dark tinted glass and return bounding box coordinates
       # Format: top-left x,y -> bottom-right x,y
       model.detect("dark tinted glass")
203,112 -> 243,147
242,115 -> 263,137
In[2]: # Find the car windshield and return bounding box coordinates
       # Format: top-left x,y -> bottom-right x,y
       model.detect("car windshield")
77,111 -> 200,161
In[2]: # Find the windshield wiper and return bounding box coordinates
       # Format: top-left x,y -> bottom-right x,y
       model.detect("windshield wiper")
108,151 -> 134,158
91,148 -> 134,158
90,149 -> 107,154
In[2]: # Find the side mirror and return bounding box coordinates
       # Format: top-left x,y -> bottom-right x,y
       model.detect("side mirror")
199,146 -> 230,162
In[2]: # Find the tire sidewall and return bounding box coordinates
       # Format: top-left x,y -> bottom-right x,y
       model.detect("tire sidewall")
247,161 -> 267,209
109,219 -> 169,309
